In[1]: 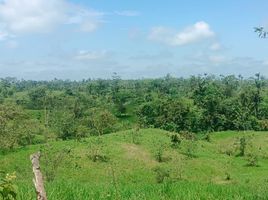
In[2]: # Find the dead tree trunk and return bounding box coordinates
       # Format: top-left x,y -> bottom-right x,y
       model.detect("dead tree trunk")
30,152 -> 47,200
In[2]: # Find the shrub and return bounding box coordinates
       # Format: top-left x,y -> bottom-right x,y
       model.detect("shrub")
204,133 -> 211,142
40,145 -> 72,182
153,167 -> 170,183
225,172 -> 231,181
87,137 -> 109,162
0,172 -> 17,200
170,133 -> 182,148
238,136 -> 247,157
130,127 -> 141,145
153,142 -> 167,162
179,131 -> 196,141
246,153 -> 259,167
183,140 -> 197,158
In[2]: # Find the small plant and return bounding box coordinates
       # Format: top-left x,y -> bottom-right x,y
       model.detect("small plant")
238,136 -> 247,157
0,172 -> 17,200
224,148 -> 235,156
183,140 -> 197,158
40,144 -> 72,182
170,133 -> 182,148
246,153 -> 259,167
171,157 -> 184,181
153,167 -> 170,183
130,127 -> 141,145
179,131 -> 196,141
87,137 -> 109,162
204,133 -> 211,142
225,172 -> 231,181
153,141 -> 167,162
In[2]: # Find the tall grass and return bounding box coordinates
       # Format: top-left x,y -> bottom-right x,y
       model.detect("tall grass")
16,180 -> 268,200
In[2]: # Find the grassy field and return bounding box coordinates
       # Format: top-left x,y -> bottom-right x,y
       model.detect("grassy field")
1,129 -> 268,199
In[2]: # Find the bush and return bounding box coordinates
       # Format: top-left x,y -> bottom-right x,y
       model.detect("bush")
40,145 -> 72,182
170,133 -> 182,148
183,140 -> 197,158
179,131 -> 197,141
153,167 -> 170,183
246,153 -> 259,167
87,138 -> 109,162
0,172 -> 17,200
203,133 -> 211,142
258,119 -> 268,131
88,109 -> 117,136
225,172 -> 231,181
153,141 -> 167,162
238,136 -> 247,157
235,136 -> 251,157
130,127 -> 141,145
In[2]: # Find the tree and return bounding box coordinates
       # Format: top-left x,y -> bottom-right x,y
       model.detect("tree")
28,86 -> 47,109
88,109 -> 117,136
0,103 -> 43,150
254,27 -> 267,38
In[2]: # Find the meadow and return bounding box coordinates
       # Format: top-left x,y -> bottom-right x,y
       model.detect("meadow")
1,129 -> 268,200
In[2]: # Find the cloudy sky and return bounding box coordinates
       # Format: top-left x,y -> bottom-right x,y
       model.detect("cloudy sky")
0,0 -> 268,80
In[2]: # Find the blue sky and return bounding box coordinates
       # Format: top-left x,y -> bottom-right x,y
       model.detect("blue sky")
0,0 -> 268,80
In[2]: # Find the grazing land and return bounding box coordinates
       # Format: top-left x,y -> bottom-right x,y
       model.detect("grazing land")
1,129 -> 268,199
1,76 -> 268,199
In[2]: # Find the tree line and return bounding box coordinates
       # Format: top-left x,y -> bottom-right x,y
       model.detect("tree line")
1,73 -> 268,151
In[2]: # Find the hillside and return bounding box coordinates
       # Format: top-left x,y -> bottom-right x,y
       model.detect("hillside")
1,129 -> 268,200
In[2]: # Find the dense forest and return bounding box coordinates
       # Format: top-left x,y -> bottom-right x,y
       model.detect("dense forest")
1,73 -> 268,151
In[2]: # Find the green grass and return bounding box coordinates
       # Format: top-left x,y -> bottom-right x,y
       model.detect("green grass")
1,129 -> 268,199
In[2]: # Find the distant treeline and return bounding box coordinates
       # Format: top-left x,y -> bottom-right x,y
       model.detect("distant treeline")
0,74 -> 268,150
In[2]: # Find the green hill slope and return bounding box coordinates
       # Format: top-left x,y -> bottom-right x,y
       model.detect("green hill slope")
1,129 -> 268,200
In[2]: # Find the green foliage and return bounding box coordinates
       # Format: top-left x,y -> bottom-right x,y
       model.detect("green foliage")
170,133 -> 182,148
0,172 -> 17,200
179,131 -> 197,141
153,167 -> 170,183
40,144 -> 72,182
225,172 -> 231,181
1,74 -> 268,151
238,136 -> 247,157
88,109 -> 117,136
183,140 -> 197,158
246,153 -> 259,167
153,141 -> 167,162
0,103 -> 44,151
130,127 -> 141,145
27,86 -> 46,109
87,137 -> 109,162
203,132 -> 211,142
1,129 -> 268,199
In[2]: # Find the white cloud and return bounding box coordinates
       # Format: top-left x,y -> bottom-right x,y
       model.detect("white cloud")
74,50 -> 110,61
263,60 -> 268,66
0,0 -> 68,33
114,10 -> 140,17
67,8 -> 104,32
129,51 -> 173,60
0,0 -> 103,35
210,42 -> 221,51
0,30 -> 8,40
148,21 -> 215,46
208,55 -> 226,64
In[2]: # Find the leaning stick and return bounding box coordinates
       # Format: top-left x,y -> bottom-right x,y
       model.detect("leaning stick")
30,152 -> 47,200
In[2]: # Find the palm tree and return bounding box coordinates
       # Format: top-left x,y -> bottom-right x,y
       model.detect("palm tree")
254,27 -> 267,38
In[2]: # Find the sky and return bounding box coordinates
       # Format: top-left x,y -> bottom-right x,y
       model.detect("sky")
0,0 -> 268,80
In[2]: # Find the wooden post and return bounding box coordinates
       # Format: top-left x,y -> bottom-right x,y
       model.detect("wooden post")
30,152 -> 47,200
